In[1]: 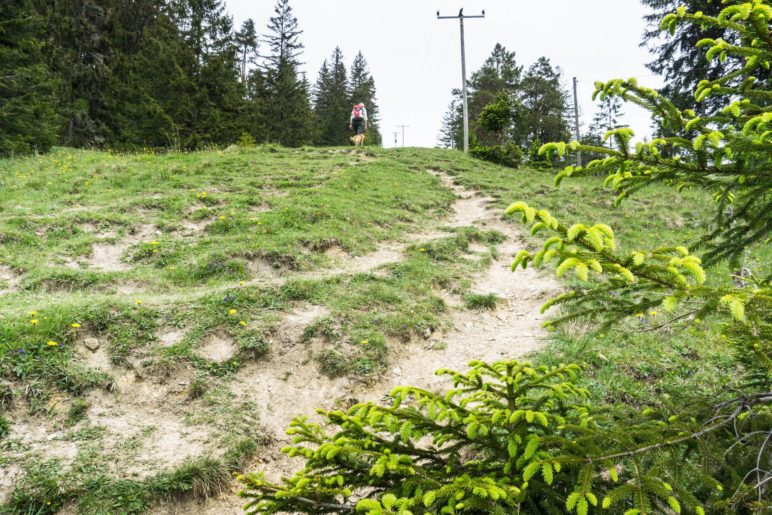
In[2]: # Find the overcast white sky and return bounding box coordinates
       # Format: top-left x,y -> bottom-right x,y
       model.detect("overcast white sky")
224,0 -> 665,147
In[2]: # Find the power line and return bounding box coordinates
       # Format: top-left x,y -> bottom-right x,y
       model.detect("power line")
437,8 -> 485,154
574,64 -> 722,84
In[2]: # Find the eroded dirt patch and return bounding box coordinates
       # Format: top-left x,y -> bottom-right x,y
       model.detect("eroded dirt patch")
177,220 -> 209,236
86,378 -> 211,478
87,224 -> 157,272
158,328 -> 187,348
0,465 -> 23,507
197,330 -> 236,363
0,265 -> 20,296
228,304 -> 336,480
246,257 -> 282,278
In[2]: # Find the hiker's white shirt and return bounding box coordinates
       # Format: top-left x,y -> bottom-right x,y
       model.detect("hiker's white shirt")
350,106 -> 368,123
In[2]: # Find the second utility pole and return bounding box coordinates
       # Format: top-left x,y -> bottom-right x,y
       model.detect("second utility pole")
438,8 -> 485,154
397,125 -> 409,147
572,77 -> 581,167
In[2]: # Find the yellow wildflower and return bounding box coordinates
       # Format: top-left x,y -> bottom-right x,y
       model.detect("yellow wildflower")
239,281 -> 245,286
71,323 -> 81,328
239,320 -> 247,327
46,340 -> 58,347
649,310 -> 657,316
418,248 -> 426,253
360,339 -> 369,345
219,215 -> 227,221
635,313 -> 644,318
30,319 -> 38,326
228,308 -> 238,316
135,299 -> 143,305
150,241 -> 159,245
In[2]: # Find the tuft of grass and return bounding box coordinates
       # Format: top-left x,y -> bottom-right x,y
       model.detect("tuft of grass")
66,398 -> 89,426
463,292 -> 499,310
187,374 -> 209,400
236,331 -> 269,359
0,415 -> 9,440
150,457 -> 231,501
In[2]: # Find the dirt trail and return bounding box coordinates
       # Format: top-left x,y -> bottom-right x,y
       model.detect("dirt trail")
161,170 -> 560,515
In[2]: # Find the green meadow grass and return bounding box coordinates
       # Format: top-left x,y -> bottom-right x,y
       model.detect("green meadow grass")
0,146 -> 761,513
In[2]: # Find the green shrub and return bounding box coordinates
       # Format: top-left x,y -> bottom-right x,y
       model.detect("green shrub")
469,142 -> 523,168
238,132 -> 257,148
239,360 -> 754,514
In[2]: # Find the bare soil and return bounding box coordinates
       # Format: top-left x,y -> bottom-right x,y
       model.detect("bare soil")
0,265 -> 19,296
87,224 -> 158,272
197,330 -> 237,363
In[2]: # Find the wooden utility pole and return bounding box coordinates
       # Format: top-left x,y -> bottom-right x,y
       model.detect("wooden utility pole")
397,125 -> 409,147
572,77 -> 581,166
437,8 -> 485,153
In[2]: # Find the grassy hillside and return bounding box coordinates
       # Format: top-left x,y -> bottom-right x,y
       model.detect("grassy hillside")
0,146 -> 754,513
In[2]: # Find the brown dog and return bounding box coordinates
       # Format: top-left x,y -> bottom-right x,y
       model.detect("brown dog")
350,133 -> 365,146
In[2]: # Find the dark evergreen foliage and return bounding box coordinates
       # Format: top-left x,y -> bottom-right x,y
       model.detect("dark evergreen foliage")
517,57 -> 571,149
0,0 -> 58,156
2,0 -> 381,153
35,0 -> 114,147
441,44 -> 523,150
260,0 -> 313,146
438,93 -> 462,149
313,48 -> 350,146
641,0 -> 734,115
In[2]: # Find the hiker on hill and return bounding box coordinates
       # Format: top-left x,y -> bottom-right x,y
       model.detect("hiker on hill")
349,103 -> 368,135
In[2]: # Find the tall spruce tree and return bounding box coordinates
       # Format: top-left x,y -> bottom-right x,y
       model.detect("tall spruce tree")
517,57 -> 571,149
169,0 -> 247,147
468,44 -> 522,143
441,44 -> 522,150
235,19 -> 258,83
0,0 -> 58,156
311,59 -> 331,144
261,0 -> 312,147
348,52 -> 382,146
313,48 -> 350,146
